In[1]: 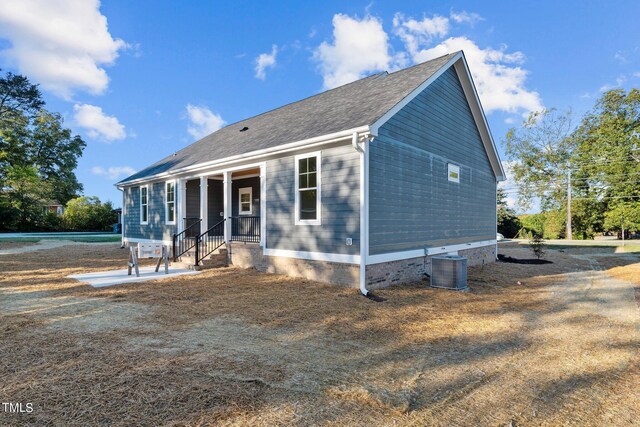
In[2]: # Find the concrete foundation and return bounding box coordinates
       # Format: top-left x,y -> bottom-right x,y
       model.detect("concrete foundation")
227,243 -> 496,290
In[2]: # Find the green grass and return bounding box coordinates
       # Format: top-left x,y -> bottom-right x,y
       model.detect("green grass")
66,236 -> 122,243
0,235 -> 121,243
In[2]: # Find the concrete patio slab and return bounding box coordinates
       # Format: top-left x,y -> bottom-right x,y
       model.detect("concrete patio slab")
68,266 -> 200,288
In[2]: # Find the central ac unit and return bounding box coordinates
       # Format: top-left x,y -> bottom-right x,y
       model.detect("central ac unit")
430,255 -> 468,290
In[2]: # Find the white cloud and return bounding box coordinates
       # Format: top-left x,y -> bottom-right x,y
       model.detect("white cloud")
312,11 -> 542,116
450,10 -> 483,26
393,13 -> 450,55
0,0 -> 128,98
614,51 -> 628,64
73,104 -> 126,142
186,104 -> 225,140
313,14 -> 393,89
407,36 -> 543,115
634,72 -> 640,78
91,166 -> 136,180
254,45 -> 278,80
599,75 -> 627,92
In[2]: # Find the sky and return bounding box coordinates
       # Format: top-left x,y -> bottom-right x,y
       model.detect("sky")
0,0 -> 639,210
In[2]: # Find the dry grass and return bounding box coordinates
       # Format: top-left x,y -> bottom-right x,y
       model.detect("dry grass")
0,243 -> 638,426
605,263 -> 640,286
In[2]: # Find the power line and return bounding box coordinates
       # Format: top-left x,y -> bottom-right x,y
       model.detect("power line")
501,181 -> 640,193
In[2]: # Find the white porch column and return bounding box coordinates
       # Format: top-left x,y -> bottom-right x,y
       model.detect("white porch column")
223,171 -> 232,243
259,163 -> 266,247
177,178 -> 187,234
200,176 -> 208,233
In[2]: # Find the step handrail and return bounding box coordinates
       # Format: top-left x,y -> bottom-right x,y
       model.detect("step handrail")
195,218 -> 226,266
172,218 -> 202,261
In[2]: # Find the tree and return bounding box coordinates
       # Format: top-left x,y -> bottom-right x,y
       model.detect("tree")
572,89 -> 640,215
519,213 -> 546,238
603,202 -> 640,236
504,109 -> 576,211
529,235 -> 547,260
2,165 -> 52,230
0,70 -> 86,229
497,188 -> 521,238
27,111 -> 85,202
63,197 -> 117,231
0,70 -> 44,122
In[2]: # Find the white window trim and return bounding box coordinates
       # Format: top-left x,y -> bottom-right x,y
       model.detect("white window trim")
294,151 -> 321,226
140,185 -> 149,225
448,163 -> 460,183
165,180 -> 176,225
238,187 -> 252,215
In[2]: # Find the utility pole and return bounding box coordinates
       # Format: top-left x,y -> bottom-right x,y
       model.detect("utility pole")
567,168 -> 572,240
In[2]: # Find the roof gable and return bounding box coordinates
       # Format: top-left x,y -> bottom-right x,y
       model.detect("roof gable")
370,51 -> 505,181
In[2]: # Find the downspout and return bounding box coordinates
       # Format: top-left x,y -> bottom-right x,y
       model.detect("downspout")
353,132 -> 369,296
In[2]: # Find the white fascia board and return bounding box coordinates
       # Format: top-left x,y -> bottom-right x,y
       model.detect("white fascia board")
425,239 -> 497,256
367,240 -> 497,264
367,249 -> 426,265
116,125 -> 370,188
263,248 -> 360,265
452,55 -> 506,181
369,52 -> 463,136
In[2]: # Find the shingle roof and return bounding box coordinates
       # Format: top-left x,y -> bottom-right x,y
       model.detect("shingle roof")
118,52 -> 458,184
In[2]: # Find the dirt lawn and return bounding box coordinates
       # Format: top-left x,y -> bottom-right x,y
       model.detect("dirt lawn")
0,243 -> 638,426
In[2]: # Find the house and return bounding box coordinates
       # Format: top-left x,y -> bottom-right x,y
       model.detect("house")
44,201 -> 64,216
116,51 -> 506,294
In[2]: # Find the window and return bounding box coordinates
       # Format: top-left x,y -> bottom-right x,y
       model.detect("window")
295,152 -> 321,225
448,163 -> 460,183
140,186 -> 149,224
239,187 -> 252,215
166,181 -> 175,224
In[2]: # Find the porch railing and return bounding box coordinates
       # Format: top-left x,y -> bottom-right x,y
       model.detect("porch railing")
231,216 -> 260,243
172,218 -> 201,261
183,217 -> 201,237
195,218 -> 226,266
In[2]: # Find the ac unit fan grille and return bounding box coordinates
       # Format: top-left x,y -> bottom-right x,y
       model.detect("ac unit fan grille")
430,255 -> 468,290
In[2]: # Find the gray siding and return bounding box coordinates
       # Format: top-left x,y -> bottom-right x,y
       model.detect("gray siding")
185,179 -> 200,219
232,177 -> 260,217
208,179 -> 224,225
123,182 -> 177,241
265,144 -> 360,255
369,67 -> 497,255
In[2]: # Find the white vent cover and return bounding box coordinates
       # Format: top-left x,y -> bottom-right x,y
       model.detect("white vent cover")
430,255 -> 468,290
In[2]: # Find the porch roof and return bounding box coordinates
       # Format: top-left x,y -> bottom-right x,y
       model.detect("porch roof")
118,53 -> 458,185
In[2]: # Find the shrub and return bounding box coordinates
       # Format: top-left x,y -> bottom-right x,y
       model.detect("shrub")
63,196 -> 116,231
529,235 -> 547,260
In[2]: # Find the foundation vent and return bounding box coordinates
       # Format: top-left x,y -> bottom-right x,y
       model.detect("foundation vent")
430,255 -> 468,290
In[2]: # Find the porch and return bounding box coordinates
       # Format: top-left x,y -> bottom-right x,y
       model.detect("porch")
172,166 -> 264,266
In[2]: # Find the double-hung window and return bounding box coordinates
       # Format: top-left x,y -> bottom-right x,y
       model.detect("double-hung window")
448,163 -> 460,183
140,186 -> 149,224
239,187 -> 252,215
295,152 -> 321,225
166,181 -> 175,224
